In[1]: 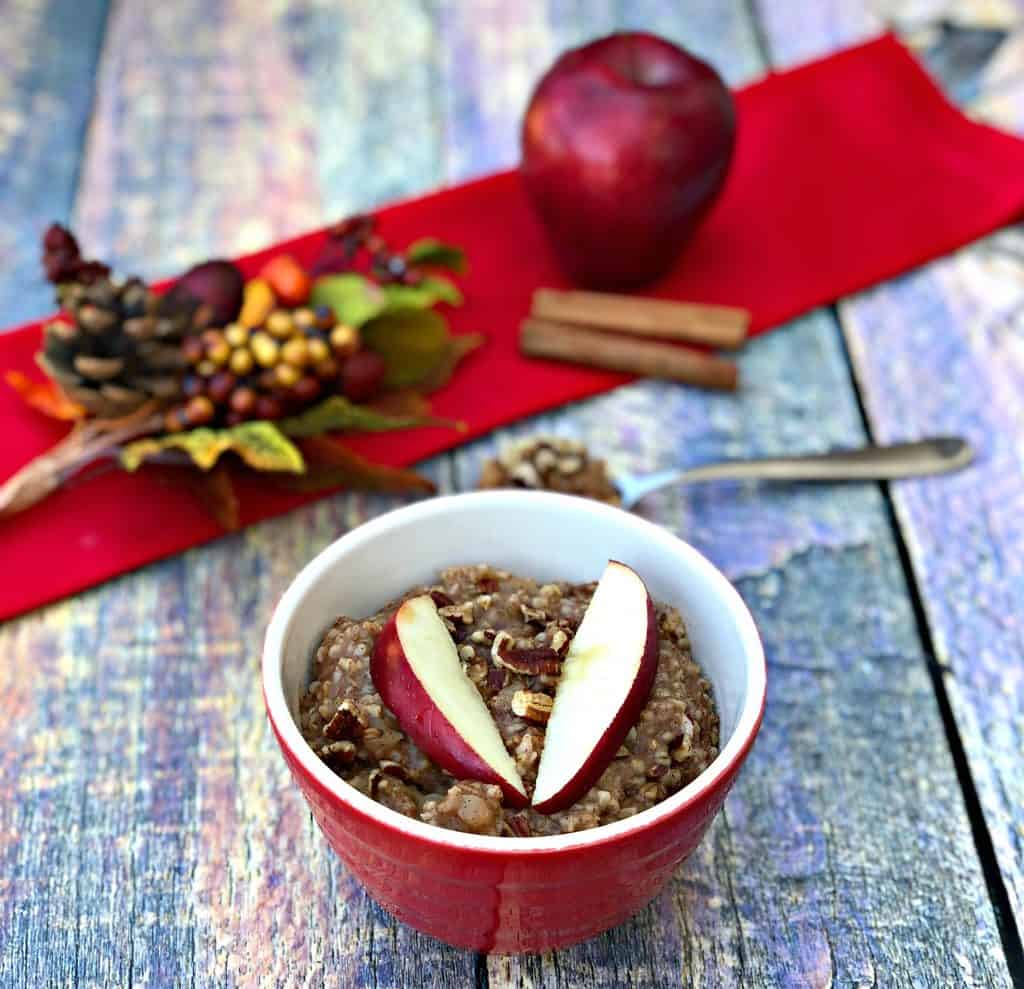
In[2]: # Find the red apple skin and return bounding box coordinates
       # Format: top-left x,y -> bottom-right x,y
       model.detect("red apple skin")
371,610 -> 530,809
521,32 -> 735,289
532,567 -> 659,815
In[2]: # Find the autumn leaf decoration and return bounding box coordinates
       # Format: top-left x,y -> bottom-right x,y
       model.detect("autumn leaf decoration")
1,216 -> 482,528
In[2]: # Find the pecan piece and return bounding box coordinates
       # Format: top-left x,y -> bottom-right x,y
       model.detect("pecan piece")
366,768 -> 387,797
549,628 -> 571,656
439,601 -> 475,624
491,631 -> 564,675
323,699 -> 366,741
320,740 -> 357,768
506,813 -> 532,838
512,690 -> 554,724
430,589 -> 454,609
519,603 -> 548,626
379,760 -> 409,781
486,667 -> 507,692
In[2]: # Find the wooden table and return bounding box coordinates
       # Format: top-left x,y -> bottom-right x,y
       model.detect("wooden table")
1,1 -> 1022,986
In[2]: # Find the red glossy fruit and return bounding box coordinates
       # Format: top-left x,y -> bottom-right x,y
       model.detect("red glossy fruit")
175,260 -> 244,325
521,33 -> 735,289
260,255 -> 313,308
532,561 -> 659,814
341,350 -> 387,402
372,595 -> 529,808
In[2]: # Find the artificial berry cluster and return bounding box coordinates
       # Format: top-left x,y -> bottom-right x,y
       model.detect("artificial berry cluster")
312,214 -> 421,285
167,305 -> 386,431
42,224 -> 111,286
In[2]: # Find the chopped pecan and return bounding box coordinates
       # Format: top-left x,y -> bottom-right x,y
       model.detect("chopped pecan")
471,628 -> 496,645
506,813 -> 532,838
321,740 -> 357,768
497,647 -> 564,676
379,760 -> 409,781
430,589 -> 454,608
476,574 -> 499,593
646,763 -> 669,780
510,462 -> 541,487
491,630 -> 564,675
367,769 -> 383,797
439,601 -> 475,624
549,628 -> 571,656
520,603 -> 548,626
486,667 -> 507,692
323,699 -> 366,741
512,690 -> 554,724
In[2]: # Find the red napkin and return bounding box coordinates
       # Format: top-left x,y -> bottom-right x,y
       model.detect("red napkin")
2,33 -> 1023,620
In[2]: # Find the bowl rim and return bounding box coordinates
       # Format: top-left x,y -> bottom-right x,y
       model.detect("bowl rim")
263,490 -> 766,855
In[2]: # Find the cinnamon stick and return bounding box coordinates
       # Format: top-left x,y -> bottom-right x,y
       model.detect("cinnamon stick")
520,318 -> 738,392
532,288 -> 749,350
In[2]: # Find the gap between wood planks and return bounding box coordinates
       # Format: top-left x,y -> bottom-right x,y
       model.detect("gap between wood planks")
474,952 -> 489,988
834,304 -> 1024,988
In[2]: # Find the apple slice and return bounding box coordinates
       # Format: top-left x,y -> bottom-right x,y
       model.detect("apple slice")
532,561 -> 659,814
371,594 -> 529,808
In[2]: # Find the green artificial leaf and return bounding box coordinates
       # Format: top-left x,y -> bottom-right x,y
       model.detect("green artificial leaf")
405,238 -> 467,274
360,308 -> 450,389
309,274 -> 386,327
278,394 -> 438,438
121,421 -> 305,474
381,276 -> 462,310
414,332 -> 486,394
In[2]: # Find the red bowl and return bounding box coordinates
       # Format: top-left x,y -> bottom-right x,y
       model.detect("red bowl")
263,492 -> 765,953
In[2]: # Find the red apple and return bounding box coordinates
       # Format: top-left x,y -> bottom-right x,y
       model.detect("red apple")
372,595 -> 529,808
521,32 -> 735,289
532,561 -> 659,814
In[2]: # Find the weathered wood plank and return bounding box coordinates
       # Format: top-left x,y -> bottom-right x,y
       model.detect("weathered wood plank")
0,2 -> 468,987
0,0 -> 110,328
436,2 -> 1013,983
762,0 -> 1024,948
840,235 -> 1024,938
1,1 -> 1019,986
459,315 -> 1013,989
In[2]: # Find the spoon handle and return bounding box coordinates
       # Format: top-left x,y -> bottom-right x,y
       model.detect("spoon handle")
620,437 -> 974,506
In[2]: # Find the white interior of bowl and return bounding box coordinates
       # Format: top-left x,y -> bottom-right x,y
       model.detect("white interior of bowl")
263,491 -> 765,853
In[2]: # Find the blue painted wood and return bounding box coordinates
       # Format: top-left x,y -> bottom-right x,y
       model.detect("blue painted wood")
458,315 -> 1013,988
0,0 -> 110,327
760,0 -> 1024,947
0,0 -> 1019,985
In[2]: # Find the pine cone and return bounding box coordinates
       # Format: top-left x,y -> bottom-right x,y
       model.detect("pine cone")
38,276 -> 196,417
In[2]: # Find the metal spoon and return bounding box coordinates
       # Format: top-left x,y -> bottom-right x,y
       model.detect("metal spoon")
615,436 -> 974,509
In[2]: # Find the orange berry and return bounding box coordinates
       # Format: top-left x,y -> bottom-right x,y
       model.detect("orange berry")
330,323 -> 359,358
238,278 -> 276,328
259,255 -> 312,307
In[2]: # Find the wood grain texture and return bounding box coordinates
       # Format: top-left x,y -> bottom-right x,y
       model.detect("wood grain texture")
840,233 -> 1024,936
459,315 -> 1013,989
0,0 -> 1020,986
761,0 -> 1024,946
0,0 -> 110,327
442,2 -> 1015,985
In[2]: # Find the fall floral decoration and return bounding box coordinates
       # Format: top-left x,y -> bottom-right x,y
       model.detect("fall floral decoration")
0,218 -> 483,528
